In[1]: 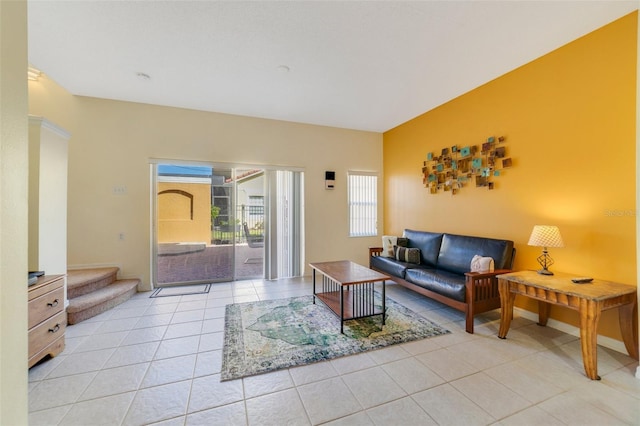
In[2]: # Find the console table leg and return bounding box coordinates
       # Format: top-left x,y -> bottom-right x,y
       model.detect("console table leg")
498,279 -> 515,339
619,300 -> 638,360
579,299 -> 602,380
537,301 -> 550,326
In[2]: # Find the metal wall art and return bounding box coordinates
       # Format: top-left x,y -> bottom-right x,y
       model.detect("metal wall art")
422,136 -> 512,195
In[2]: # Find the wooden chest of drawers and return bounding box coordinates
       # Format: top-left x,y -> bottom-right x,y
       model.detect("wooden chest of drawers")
28,275 -> 66,368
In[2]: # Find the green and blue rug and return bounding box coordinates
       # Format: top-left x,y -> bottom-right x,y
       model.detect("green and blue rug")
221,294 -> 449,381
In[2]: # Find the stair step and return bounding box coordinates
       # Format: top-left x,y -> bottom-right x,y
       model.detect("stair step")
67,279 -> 139,325
67,267 -> 119,299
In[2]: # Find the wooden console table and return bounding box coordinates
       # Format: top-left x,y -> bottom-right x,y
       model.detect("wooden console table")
310,260 -> 389,334
497,270 -> 638,380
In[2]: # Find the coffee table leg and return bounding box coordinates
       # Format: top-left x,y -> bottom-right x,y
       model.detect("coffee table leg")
312,270 -> 316,304
382,280 -> 386,326
340,286 -> 344,334
579,298 -> 602,380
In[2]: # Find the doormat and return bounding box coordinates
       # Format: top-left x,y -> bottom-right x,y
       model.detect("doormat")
221,294 -> 449,381
150,284 -> 211,298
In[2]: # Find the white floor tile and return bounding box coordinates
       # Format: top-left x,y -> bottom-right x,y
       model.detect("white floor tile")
29,372 -> 97,412
494,405 -> 565,425
154,335 -> 200,360
26,277 -> 640,426
104,341 -> 160,369
186,401 -> 247,426
163,321 -> 203,339
415,347 -> 480,381
71,330 -> 128,353
412,383 -> 495,426
79,363 -> 149,400
450,372 -> 532,420
121,325 -> 168,345
193,350 -> 222,377
59,391 -> 135,425
289,360 -> 339,386
342,366 -> 407,409
188,374 -> 244,413
330,352 -> 377,375
243,369 -> 294,399
298,377 -> 362,424
381,357 -> 444,393
537,392 -> 627,425
366,397 -> 436,426
170,309 -> 205,324
323,411 -> 374,426
123,380 -> 191,426
29,405 -> 71,426
246,388 -> 310,426
141,354 -> 197,388
46,348 -> 115,379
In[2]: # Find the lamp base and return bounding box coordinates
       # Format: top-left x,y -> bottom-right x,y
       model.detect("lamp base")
537,269 -> 554,276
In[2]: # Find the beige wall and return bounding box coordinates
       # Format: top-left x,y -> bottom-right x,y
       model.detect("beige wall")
28,87 -> 383,290
0,0 -> 29,424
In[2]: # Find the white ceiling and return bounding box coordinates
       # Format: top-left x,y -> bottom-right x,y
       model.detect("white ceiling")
27,1 -> 638,132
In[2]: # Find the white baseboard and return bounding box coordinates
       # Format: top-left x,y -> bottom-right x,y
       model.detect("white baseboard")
514,307 -> 630,355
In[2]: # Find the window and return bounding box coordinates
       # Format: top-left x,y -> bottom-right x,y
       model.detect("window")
348,172 -> 378,237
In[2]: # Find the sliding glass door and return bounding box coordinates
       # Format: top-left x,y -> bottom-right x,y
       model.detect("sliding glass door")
152,161 -> 302,286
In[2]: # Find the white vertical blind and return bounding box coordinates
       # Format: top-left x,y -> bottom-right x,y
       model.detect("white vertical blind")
348,172 -> 377,237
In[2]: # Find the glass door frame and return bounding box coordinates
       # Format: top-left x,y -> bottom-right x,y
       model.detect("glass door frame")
151,159 -> 304,288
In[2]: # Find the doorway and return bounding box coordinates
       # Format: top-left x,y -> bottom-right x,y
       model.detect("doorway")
152,162 -> 303,286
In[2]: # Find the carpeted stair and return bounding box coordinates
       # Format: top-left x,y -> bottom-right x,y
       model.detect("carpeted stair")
66,267 -> 139,324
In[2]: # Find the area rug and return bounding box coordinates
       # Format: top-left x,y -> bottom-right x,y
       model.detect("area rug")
150,283 -> 211,298
221,294 -> 449,381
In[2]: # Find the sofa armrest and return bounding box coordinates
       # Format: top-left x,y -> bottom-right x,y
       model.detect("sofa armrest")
464,269 -> 512,280
369,247 -> 383,257
464,269 -> 512,303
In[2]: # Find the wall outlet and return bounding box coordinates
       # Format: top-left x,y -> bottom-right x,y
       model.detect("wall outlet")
118,232 -> 125,240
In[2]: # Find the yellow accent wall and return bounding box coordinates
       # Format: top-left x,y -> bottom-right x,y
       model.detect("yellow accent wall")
383,12 -> 637,342
157,182 -> 212,243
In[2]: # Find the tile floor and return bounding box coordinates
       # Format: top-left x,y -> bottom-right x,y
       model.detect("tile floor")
28,278 -> 640,425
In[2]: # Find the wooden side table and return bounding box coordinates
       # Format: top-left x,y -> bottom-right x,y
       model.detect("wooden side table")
497,270 -> 638,380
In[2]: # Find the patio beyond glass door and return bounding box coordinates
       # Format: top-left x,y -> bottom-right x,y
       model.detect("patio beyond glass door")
154,164 -> 264,286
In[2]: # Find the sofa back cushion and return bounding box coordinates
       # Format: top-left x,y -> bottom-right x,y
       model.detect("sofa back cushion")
403,229 -> 444,267
437,233 -> 514,275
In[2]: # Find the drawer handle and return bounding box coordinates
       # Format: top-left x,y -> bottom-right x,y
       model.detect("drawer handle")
48,324 -> 61,333
47,299 -> 59,308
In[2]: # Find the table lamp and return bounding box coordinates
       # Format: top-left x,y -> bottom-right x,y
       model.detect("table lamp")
527,225 -> 564,275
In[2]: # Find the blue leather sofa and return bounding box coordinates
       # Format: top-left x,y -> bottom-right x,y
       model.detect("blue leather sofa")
370,229 -> 515,333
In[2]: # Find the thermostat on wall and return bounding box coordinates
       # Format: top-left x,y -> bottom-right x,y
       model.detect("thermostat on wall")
325,171 -> 335,190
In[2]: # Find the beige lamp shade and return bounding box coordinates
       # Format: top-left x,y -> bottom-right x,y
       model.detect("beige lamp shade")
528,225 -> 564,248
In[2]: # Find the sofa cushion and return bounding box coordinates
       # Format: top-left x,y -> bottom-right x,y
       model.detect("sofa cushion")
437,233 -> 514,275
470,255 -> 494,272
370,255 -> 412,279
381,236 -> 408,257
403,229 -> 443,267
394,246 -> 421,264
405,268 -> 466,302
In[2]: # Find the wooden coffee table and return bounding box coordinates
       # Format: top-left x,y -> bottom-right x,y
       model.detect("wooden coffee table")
497,270 -> 638,380
310,260 -> 389,333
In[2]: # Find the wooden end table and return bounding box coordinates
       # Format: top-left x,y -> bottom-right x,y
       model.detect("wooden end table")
497,270 -> 638,380
310,260 -> 389,333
